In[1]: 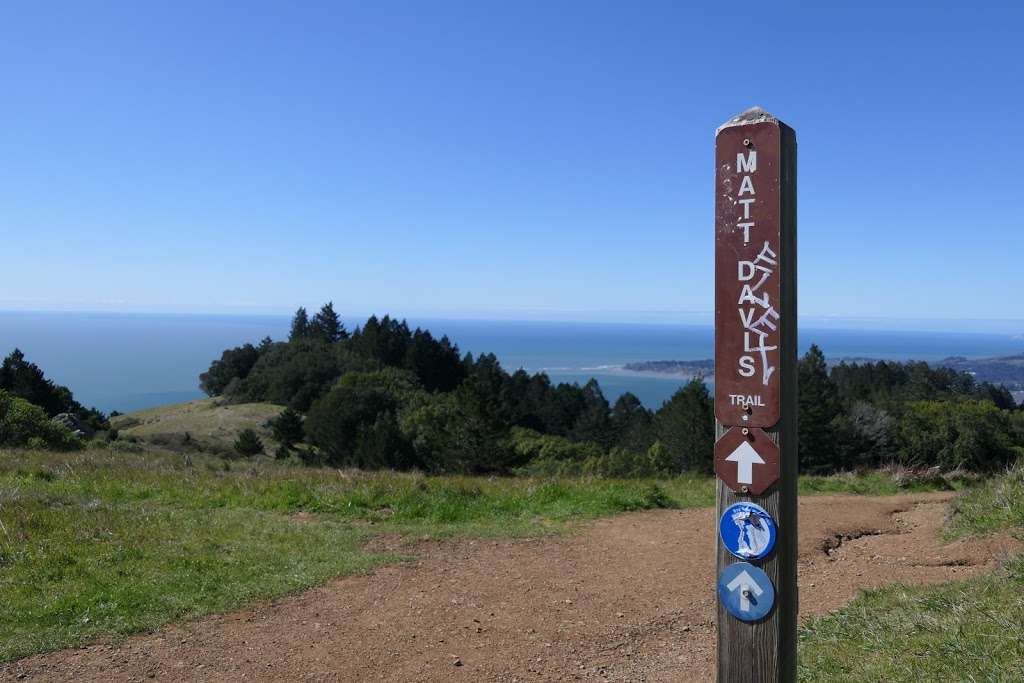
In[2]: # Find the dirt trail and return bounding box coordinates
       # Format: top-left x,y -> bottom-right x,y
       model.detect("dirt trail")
5,493 -> 1020,682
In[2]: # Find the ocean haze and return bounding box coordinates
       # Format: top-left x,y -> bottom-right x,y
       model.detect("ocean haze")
0,311 -> 1021,414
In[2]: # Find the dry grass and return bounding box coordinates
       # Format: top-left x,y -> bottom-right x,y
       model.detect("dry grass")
111,398 -> 284,455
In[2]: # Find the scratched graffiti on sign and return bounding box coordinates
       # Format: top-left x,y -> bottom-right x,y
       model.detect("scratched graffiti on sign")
714,122 -> 782,427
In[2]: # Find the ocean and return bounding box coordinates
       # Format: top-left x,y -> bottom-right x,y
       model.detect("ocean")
0,311 -> 1022,414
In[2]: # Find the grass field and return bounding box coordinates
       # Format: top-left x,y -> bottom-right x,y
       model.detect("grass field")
0,447 -> 681,662
799,462 -> 1024,682
0,443 -> 963,664
0,394 -> 1011,672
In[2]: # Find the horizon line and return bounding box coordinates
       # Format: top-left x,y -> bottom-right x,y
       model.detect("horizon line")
0,306 -> 1022,335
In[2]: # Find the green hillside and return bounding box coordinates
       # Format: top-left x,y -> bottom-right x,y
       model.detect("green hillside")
111,398 -> 284,455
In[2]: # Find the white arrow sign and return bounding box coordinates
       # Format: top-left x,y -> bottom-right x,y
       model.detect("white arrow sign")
724,440 -> 765,485
726,569 -> 764,612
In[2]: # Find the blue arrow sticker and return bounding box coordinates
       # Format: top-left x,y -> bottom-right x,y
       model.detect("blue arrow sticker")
718,562 -> 775,622
719,502 -> 777,561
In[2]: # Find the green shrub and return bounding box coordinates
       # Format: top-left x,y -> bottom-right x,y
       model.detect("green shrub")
232,428 -> 264,458
109,439 -> 144,454
0,349 -> 108,431
897,399 -> 1019,471
306,385 -> 400,466
335,368 -> 421,399
0,390 -> 82,450
353,412 -> 415,469
513,429 -> 674,479
510,427 -> 605,463
398,388 -> 516,474
269,407 -> 304,448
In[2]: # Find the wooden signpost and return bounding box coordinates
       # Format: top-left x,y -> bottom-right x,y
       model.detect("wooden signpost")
714,107 -> 797,683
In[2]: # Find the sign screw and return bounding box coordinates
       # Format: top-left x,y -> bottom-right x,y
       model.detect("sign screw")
741,427 -> 750,436
743,138 -> 752,147
741,485 -> 749,494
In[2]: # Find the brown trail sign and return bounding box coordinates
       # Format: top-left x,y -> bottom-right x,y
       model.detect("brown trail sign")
714,427 -> 779,496
715,114 -> 783,429
713,107 -> 797,683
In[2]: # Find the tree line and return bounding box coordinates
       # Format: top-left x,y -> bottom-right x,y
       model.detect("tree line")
0,349 -> 109,450
203,304 -> 1023,475
200,303 -> 713,474
799,345 -> 1022,473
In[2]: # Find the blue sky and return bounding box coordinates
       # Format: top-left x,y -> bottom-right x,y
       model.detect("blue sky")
1,1 -> 1021,325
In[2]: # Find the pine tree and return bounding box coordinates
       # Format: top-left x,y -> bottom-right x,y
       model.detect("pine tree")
570,379 -> 613,447
311,302 -> 346,343
651,379 -> 714,473
798,344 -> 843,473
233,428 -> 265,458
289,307 -> 310,341
610,391 -> 653,452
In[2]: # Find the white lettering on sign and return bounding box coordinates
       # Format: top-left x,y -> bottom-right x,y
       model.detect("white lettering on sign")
736,150 -> 757,173
733,149 -> 777,386
728,394 -> 765,406
738,175 -> 755,196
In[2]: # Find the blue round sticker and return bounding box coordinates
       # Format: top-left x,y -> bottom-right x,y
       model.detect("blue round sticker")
719,502 -> 777,561
717,562 -> 775,622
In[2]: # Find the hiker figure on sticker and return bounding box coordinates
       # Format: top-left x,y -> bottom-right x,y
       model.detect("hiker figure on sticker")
731,507 -> 772,558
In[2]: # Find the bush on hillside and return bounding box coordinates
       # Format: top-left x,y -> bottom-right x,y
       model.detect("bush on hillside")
0,390 -> 83,450
269,407 -> 304,448
897,399 -> 1020,471
1,349 -> 107,431
232,428 -> 265,458
510,427 -> 606,463
513,429 -> 674,478
398,387 -> 517,474
305,385 -> 401,466
353,412 -> 415,469
1011,410 -> 1024,443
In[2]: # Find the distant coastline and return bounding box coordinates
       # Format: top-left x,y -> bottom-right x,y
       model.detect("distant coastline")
624,353 -> 1024,404
620,359 -> 714,380
3,310 -> 1023,413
